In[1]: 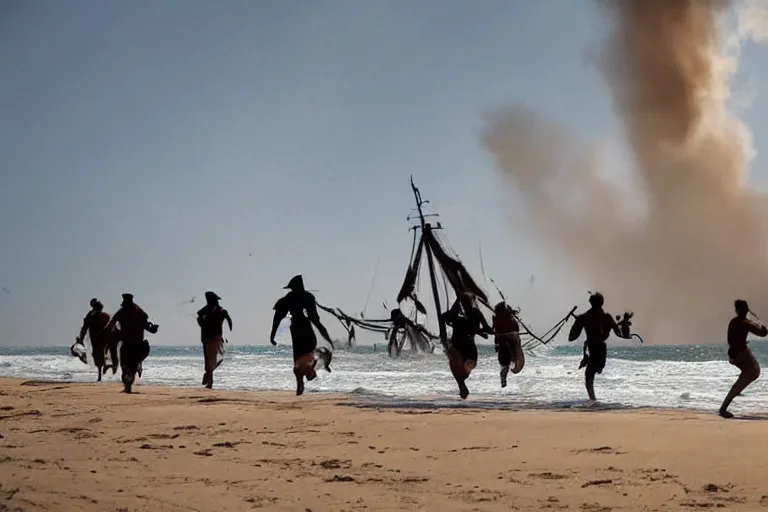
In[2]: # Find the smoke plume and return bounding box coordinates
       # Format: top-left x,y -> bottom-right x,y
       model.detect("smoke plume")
482,0 -> 768,344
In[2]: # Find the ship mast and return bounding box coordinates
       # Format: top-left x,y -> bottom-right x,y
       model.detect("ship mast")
409,176 -> 447,346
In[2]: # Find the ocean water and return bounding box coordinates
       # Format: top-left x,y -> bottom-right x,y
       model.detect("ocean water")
1,342 -> 767,414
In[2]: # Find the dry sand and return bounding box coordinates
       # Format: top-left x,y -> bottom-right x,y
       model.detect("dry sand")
2,377 -> 768,511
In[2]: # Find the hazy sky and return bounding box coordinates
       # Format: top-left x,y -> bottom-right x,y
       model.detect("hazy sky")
1,0 -> 767,347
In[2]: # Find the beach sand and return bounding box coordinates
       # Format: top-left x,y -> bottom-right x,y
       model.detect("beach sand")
1,377 -> 768,511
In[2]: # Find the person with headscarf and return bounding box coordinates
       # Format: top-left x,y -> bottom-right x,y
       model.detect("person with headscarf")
269,275 -> 334,396
75,298 -> 116,381
105,293 -> 158,393
441,292 -> 493,399
568,292 -> 624,401
719,299 -> 768,418
492,301 -> 524,388
196,291 -> 232,389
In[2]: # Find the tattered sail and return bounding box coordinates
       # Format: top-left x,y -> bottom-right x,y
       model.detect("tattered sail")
396,225 -> 489,310
317,177 -> 576,356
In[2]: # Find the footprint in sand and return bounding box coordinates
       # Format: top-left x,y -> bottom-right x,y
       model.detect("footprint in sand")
148,433 -> 180,440
573,446 -> 627,455
540,496 -> 568,510
529,472 -> 570,480
581,504 -> 612,512
324,474 -> 355,483
57,427 -> 97,440
139,444 -> 174,450
0,409 -> 41,420
314,459 -> 351,470
213,441 -> 250,448
581,479 -> 615,488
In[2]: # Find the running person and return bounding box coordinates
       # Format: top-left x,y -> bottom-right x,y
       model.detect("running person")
492,301 -> 524,387
441,292 -> 493,399
719,299 -> 767,418
269,275 -> 334,396
568,292 -> 623,401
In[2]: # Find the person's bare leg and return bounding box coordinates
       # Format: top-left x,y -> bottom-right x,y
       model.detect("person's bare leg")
108,341 -> 119,374
202,342 -> 211,387
448,349 -> 469,399
97,366 -> 102,382
500,365 -> 509,388
585,370 -> 597,401
203,340 -> 219,389
720,371 -> 758,418
293,367 -> 305,395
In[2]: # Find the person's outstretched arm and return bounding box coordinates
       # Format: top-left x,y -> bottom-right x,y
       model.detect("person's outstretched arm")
746,318 -> 768,337
105,309 -> 122,332
270,299 -> 288,345
306,296 -> 333,347
77,314 -> 90,342
477,311 -> 493,338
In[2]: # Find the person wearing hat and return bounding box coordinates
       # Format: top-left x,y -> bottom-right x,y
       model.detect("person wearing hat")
106,293 -> 157,393
196,291 -> 232,389
75,298 -> 115,381
440,292 -> 493,399
719,299 -> 768,418
568,291 -> 624,401
270,275 -> 334,396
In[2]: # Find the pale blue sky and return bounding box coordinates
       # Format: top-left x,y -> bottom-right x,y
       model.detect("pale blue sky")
1,1 -> 766,347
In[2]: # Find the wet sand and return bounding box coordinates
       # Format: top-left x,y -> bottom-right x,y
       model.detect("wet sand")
1,376 -> 768,511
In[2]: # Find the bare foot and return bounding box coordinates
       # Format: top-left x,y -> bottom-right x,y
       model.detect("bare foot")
719,409 -> 734,419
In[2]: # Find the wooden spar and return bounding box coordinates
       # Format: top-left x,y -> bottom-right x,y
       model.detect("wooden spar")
410,176 -> 447,345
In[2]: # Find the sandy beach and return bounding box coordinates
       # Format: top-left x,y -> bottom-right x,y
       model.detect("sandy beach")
2,377 -> 768,511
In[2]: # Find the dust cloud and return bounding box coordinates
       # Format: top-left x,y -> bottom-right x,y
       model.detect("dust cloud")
482,0 -> 768,344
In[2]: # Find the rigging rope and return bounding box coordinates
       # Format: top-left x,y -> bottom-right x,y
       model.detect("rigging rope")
361,257 -> 380,317
520,306 -> 578,350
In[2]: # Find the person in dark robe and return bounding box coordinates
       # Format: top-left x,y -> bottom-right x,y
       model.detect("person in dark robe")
616,312 -> 633,339
568,292 -> 624,401
719,299 -> 767,418
197,291 -> 233,389
387,309 -> 411,357
269,275 -> 334,396
492,301 -> 524,388
441,292 -> 493,399
105,293 -> 157,393
76,298 -> 116,381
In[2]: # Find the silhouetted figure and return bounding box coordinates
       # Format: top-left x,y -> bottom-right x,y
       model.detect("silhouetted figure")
441,293 -> 493,399
492,302 -> 524,388
270,275 -> 334,396
387,309 -> 411,356
719,299 -> 767,419
347,323 -> 356,348
106,294 -> 157,393
387,308 -> 431,356
616,312 -> 633,339
76,298 -> 117,381
197,291 -> 232,389
568,292 -> 623,401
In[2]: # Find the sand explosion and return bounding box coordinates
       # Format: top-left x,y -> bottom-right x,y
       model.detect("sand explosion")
482,0 -> 768,344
